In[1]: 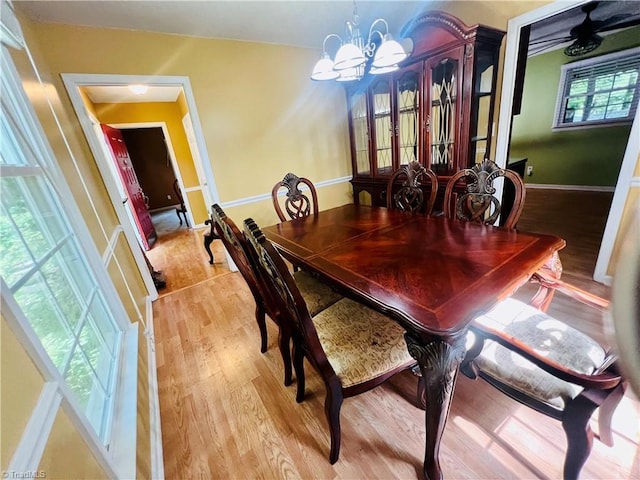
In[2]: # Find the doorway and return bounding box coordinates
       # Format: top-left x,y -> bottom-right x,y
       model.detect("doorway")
62,74 -> 224,294
494,0 -> 640,285
119,126 -> 189,239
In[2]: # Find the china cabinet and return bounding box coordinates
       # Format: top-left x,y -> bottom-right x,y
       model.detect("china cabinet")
347,11 -> 505,208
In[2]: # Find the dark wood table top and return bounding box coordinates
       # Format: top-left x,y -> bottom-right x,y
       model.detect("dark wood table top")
263,204 -> 566,337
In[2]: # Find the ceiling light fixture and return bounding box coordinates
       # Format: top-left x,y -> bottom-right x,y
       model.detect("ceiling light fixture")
128,84 -> 148,95
564,34 -> 603,57
311,1 -> 410,82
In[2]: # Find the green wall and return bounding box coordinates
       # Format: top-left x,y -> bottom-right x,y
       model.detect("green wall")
510,26 -> 640,187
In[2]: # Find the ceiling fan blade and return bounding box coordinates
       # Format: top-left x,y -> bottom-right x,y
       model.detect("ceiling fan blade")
597,17 -> 640,33
529,42 -> 567,56
529,36 -> 573,45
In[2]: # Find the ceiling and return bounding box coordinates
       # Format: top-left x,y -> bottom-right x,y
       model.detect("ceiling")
83,85 -> 183,103
14,0 -> 640,102
14,1 -> 433,50
527,1 -> 640,56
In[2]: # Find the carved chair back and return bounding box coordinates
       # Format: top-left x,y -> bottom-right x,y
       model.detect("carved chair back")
243,218 -> 321,345
271,173 -> 319,222
211,204 -> 285,366
386,161 -> 438,214
444,159 -> 525,229
211,205 -> 261,304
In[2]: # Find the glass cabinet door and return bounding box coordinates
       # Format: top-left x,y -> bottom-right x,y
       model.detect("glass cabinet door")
428,56 -> 459,175
471,52 -> 497,166
395,66 -> 421,167
349,89 -> 371,176
371,78 -> 393,176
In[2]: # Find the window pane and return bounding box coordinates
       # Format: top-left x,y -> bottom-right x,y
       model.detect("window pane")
569,79 -> 588,95
606,101 -> 631,119
13,272 -> 74,370
594,73 -> 614,91
1,177 -> 50,276
591,92 -> 610,108
0,194 -> 34,287
79,315 -> 114,390
90,294 -> 120,356
613,70 -> 638,89
567,96 -> 586,110
0,118 -> 28,166
41,252 -> 84,331
65,343 -> 108,438
588,106 -> 606,121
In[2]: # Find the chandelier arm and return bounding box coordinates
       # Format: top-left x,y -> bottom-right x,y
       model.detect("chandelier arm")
322,33 -> 343,53
364,18 -> 390,56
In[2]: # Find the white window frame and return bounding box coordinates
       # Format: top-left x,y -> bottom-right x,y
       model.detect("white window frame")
553,46 -> 640,130
1,12 -> 137,479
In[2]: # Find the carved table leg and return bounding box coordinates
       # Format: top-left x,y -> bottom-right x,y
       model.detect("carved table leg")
405,332 -> 467,480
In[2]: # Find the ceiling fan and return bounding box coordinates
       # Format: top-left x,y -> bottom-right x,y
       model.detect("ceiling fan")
529,1 -> 640,57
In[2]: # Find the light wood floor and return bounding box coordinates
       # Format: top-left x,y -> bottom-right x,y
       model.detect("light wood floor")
150,189 -> 639,480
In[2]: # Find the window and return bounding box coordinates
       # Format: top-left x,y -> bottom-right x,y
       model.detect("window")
554,47 -> 640,129
1,47 -> 122,444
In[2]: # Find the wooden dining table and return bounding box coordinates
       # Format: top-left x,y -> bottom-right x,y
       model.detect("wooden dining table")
262,204 -> 566,480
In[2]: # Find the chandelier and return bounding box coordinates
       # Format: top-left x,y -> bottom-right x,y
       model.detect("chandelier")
310,2 -> 410,82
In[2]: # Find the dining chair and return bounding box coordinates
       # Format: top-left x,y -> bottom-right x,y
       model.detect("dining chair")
444,159 -> 525,229
202,213 -> 221,264
461,272 -> 627,480
243,217 -> 418,464
271,172 -> 319,222
386,161 -> 438,214
173,179 -> 189,227
211,205 -> 342,385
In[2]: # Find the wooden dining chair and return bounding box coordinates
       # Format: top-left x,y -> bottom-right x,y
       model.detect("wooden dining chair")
444,159 -> 525,229
211,205 -> 342,385
271,172 -> 319,222
386,161 -> 438,214
461,272 -> 627,480
173,179 -> 189,227
243,217 -> 418,464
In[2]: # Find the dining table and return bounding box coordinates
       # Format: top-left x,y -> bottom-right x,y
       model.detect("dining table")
262,203 -> 566,480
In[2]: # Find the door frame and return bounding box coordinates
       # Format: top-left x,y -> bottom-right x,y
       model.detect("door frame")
62,73 -> 222,291
493,0 -> 639,284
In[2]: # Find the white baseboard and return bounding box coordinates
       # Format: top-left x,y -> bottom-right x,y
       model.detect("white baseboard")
525,183 -> 615,192
145,297 -> 165,479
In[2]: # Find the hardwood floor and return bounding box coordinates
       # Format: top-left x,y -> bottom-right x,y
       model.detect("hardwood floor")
151,190 -> 639,480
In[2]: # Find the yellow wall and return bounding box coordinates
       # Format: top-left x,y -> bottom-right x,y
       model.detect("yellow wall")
38,408 -> 107,478
608,153 -> 640,276
15,21 -> 353,228
1,317 -> 44,468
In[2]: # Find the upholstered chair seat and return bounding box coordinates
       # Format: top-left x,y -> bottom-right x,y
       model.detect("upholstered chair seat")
294,270 -> 343,316
471,298 -> 606,409
313,298 -> 413,388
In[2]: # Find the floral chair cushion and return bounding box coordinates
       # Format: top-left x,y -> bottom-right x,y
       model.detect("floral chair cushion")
472,298 -> 606,409
294,270 -> 343,316
312,298 -> 414,388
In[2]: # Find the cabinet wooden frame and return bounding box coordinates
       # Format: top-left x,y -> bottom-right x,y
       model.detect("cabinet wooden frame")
347,11 -> 505,209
